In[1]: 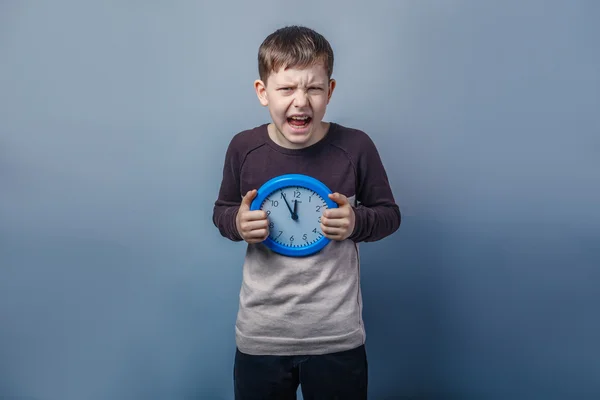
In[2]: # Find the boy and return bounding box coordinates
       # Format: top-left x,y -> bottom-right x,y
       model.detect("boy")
213,25 -> 401,399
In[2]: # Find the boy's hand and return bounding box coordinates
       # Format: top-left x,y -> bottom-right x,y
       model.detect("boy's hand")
236,189 -> 269,244
321,192 -> 355,241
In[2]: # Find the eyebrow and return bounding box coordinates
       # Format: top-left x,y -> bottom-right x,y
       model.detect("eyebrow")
276,81 -> 327,87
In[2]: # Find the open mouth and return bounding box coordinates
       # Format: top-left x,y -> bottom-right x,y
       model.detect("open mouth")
287,115 -> 312,130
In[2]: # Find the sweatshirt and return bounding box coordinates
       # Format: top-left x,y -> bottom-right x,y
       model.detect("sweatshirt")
213,122 -> 401,355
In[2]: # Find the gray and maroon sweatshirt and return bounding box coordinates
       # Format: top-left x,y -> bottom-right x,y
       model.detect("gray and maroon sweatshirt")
213,122 -> 401,356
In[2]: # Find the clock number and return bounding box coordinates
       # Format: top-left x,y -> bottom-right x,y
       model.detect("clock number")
316,205 -> 321,212
309,196 -> 312,202
270,200 -> 279,207
294,190 -> 301,198
269,222 -> 274,229
318,216 -> 321,223
290,235 -> 294,242
312,228 -> 318,233
276,231 -> 283,238
303,234 -> 308,241
280,192 -> 286,199
266,210 -> 271,216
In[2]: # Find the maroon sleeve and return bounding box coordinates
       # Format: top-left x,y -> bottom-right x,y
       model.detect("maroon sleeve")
212,137 -> 244,242
348,134 -> 401,242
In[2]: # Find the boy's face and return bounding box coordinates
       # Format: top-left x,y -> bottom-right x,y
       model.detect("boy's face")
254,63 -> 336,149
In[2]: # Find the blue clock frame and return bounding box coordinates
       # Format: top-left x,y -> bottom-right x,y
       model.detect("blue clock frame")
250,174 -> 338,257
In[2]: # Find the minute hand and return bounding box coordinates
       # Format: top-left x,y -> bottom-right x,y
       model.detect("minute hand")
282,193 -> 298,220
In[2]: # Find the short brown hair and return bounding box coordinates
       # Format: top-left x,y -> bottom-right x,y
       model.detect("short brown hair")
258,26 -> 334,83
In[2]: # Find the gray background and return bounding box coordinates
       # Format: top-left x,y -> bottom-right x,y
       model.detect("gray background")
1,1 -> 599,399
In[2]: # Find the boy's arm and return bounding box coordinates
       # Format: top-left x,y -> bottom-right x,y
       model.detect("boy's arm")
212,139 -> 244,242
348,134 -> 401,243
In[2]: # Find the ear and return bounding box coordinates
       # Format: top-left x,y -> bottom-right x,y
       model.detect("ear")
254,79 -> 269,106
327,78 -> 336,104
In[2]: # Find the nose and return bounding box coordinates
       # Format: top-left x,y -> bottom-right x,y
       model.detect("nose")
293,90 -> 309,108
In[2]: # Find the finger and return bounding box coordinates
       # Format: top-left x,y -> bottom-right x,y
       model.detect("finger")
322,231 -> 344,241
246,235 -> 268,244
323,208 -> 349,219
241,219 -> 269,232
321,216 -> 348,228
240,189 -> 258,209
328,192 -> 349,206
321,224 -> 345,236
242,210 -> 268,221
245,228 -> 269,239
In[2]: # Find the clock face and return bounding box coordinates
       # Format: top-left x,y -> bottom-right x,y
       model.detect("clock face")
260,185 -> 329,249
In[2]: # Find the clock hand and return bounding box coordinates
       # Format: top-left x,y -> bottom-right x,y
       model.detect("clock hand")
282,193 -> 297,220
293,199 -> 298,220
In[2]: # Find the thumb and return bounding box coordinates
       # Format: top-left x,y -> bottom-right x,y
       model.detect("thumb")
328,192 -> 349,206
240,189 -> 258,210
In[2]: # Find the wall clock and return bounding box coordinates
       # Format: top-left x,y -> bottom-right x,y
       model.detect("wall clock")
250,174 -> 338,256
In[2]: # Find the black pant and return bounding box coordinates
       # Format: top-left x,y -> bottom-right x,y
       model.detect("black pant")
233,344 -> 368,400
